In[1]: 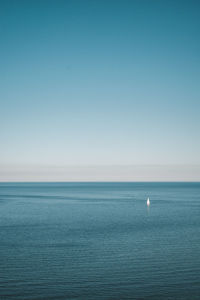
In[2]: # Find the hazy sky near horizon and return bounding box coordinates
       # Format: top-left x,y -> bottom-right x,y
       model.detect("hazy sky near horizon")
1,0 -> 200,179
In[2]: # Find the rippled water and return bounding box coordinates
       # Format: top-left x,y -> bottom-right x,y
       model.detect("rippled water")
0,182 -> 200,299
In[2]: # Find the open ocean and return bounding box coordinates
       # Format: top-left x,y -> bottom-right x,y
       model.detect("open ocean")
0,182 -> 200,300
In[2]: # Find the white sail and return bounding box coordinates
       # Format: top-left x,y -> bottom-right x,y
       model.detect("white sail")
147,197 -> 150,206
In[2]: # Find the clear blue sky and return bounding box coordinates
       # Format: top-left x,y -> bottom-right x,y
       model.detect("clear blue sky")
1,0 -> 200,172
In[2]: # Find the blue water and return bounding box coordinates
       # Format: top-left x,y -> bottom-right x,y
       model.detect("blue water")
0,182 -> 200,299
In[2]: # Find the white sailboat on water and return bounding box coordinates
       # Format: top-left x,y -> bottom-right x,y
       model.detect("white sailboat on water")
147,197 -> 150,206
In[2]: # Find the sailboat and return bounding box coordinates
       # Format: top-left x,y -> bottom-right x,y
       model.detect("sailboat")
147,197 -> 150,206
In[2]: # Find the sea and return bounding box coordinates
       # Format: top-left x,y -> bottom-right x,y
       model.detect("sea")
0,182 -> 200,300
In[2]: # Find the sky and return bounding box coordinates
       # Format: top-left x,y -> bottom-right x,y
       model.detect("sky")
0,0 -> 200,181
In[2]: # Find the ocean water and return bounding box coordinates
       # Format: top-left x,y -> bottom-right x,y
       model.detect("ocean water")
0,182 -> 200,300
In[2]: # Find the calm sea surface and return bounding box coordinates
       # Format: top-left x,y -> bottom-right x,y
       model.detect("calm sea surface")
0,182 -> 200,300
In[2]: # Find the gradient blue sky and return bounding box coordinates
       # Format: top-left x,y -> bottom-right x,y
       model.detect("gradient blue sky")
1,0 -> 200,179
